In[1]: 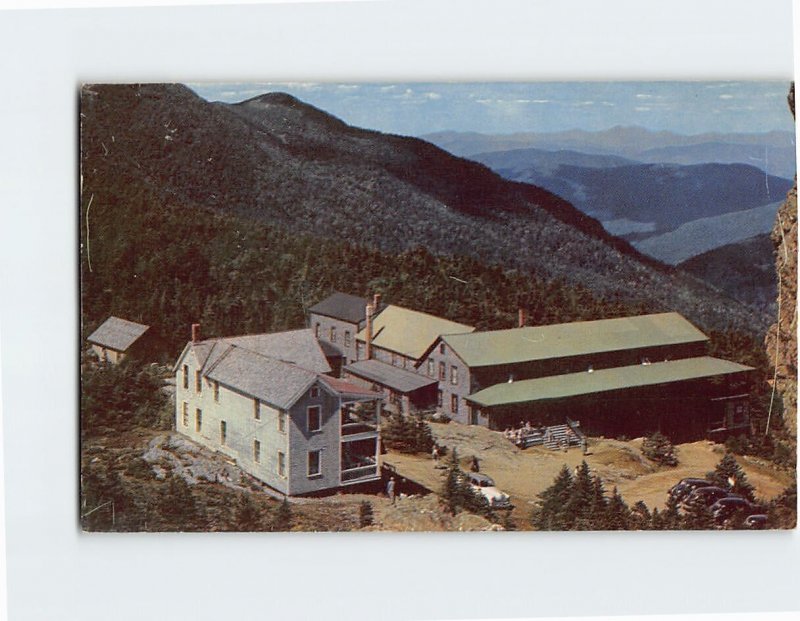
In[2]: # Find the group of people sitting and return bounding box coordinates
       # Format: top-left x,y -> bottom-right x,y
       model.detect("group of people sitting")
502,421 -> 546,445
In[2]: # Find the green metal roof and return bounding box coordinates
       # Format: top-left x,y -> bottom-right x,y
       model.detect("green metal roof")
356,305 -> 474,360
442,312 -> 708,368
466,356 -> 753,408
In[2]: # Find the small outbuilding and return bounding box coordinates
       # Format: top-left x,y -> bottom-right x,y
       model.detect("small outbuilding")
86,316 -> 150,364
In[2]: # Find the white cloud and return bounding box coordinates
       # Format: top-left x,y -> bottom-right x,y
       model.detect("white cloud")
379,85 -> 397,92
635,93 -> 653,99
635,106 -> 651,112
425,92 -> 442,100
337,84 -> 360,90
719,94 -> 734,100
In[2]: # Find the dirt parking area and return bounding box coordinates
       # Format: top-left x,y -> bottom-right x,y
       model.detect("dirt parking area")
384,422 -> 794,529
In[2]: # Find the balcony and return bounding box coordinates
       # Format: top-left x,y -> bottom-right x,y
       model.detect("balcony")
341,401 -> 378,437
341,437 -> 379,484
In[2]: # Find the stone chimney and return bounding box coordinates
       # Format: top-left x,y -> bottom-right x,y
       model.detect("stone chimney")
191,323 -> 201,343
518,307 -> 528,328
365,304 -> 374,359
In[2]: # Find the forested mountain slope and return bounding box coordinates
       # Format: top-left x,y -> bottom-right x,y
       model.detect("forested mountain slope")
80,84 -> 767,346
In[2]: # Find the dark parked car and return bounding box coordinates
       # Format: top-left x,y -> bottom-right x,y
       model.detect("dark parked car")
682,486 -> 730,509
669,478 -> 715,504
710,496 -> 761,524
743,514 -> 769,530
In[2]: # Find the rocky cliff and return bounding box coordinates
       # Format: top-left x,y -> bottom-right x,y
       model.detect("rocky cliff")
764,84 -> 797,438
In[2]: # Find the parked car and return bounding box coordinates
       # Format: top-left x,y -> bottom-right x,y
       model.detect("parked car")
682,486 -> 730,509
466,472 -> 512,509
710,496 -> 762,524
669,478 -> 715,504
743,514 -> 769,530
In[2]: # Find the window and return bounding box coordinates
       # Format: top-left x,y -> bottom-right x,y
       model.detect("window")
182,364 -> 189,389
213,381 -> 219,402
195,408 -> 202,432
402,357 -> 407,369
307,406 -> 321,432
451,394 -> 459,414
101,347 -> 108,362
344,330 -> 351,347
439,343 -> 446,355
278,410 -> 286,433
310,386 -> 320,398
330,326 -> 336,342
308,450 -> 321,477
278,451 -> 286,477
181,401 -> 188,426
438,361 -> 446,381
427,359 -> 434,377
253,440 -> 261,463
195,370 -> 202,393
254,399 -> 261,420
356,341 -> 365,359
450,365 -> 458,386
437,390 -> 443,407
314,323 -> 320,338
220,420 -> 227,445
391,353 -> 398,367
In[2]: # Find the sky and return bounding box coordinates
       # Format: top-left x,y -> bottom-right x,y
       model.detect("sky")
188,81 -> 795,137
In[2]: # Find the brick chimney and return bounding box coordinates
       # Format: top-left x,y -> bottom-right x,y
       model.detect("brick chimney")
191,323 -> 201,343
518,307 -> 528,328
373,293 -> 382,310
365,304 -> 374,359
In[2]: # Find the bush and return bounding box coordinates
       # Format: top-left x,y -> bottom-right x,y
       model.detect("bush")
358,501 -> 374,528
641,431 -> 678,467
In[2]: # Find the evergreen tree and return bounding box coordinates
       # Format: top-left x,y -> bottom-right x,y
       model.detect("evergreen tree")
641,431 -> 678,466
271,497 -> 293,531
650,507 -> 665,530
567,461 -> 595,530
235,494 -> 261,531
159,473 -> 202,531
441,448 -> 490,516
706,453 -> 756,502
631,500 -> 652,530
604,487 -> 632,530
586,475 -> 608,530
531,465 -> 574,530
358,501 -> 374,528
661,494 -> 683,530
682,492 -> 715,530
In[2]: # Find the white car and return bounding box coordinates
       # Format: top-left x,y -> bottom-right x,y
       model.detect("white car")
466,472 -> 512,509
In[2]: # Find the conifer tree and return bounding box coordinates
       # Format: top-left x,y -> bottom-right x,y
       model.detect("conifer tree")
682,492 -> 715,530
706,453 -> 756,502
568,461 -> 595,529
271,497 -> 293,531
586,475 -> 608,530
662,494 -> 683,530
641,431 -> 678,466
650,507 -> 665,530
604,487 -> 632,530
358,501 -> 374,528
531,465 -> 574,530
631,500 -> 652,530
235,494 -> 261,531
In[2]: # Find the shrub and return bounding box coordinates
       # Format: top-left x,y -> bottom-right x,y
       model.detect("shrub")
641,431 -> 678,466
358,501 -> 374,528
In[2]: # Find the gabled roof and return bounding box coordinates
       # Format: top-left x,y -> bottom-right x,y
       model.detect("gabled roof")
309,292 -> 374,325
206,346 -> 318,410
192,329 -> 331,374
356,305 -> 474,360
436,313 -> 708,368
87,316 -> 149,352
345,359 -> 438,394
466,356 -> 753,408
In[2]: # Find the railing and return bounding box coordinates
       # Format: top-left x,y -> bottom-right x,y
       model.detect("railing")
341,464 -> 379,482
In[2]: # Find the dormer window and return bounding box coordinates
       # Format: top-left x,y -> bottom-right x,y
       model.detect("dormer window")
310,386 -> 320,398
439,343 -> 445,355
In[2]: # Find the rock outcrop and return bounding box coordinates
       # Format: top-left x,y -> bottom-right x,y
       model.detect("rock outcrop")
764,84 -> 797,438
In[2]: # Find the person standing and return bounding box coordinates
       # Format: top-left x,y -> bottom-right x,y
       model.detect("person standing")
387,477 -> 396,505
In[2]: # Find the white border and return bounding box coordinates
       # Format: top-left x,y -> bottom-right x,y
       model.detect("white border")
0,1 -> 797,620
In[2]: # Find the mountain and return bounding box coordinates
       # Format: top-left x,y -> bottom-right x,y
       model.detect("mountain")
80,84 -> 767,336
633,201 -> 782,264
638,142 -> 797,178
470,148 -> 792,232
423,127 -> 796,178
678,234 -> 777,314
